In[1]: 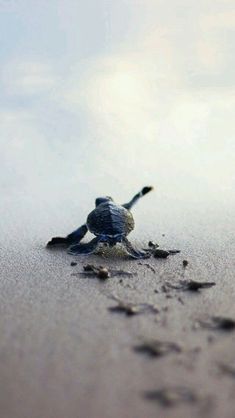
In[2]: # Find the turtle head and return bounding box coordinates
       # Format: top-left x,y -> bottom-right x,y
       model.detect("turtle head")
95,196 -> 113,207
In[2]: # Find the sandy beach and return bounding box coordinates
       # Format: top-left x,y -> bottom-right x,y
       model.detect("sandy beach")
1,1 -> 235,416
1,196 -> 235,418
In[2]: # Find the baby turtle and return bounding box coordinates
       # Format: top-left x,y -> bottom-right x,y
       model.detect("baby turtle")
47,186 -> 153,259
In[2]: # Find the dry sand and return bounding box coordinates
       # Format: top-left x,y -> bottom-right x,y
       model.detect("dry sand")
0,201 -> 235,418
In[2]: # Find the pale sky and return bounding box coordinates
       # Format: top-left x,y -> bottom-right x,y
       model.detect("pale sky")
0,0 -> 235,229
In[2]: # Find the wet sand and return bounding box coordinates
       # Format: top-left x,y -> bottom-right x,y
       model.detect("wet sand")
1,202 -> 235,418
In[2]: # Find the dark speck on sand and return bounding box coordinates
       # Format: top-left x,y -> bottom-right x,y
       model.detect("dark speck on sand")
218,362 -> 235,378
108,298 -> 159,316
144,386 -> 198,407
153,249 -> 170,258
134,339 -> 182,358
165,280 -> 216,292
198,316 -> 235,332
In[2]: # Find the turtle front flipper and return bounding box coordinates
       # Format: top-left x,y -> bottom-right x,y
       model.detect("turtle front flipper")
68,237 -> 100,255
122,237 -> 150,259
47,224 -> 88,247
122,186 -> 153,210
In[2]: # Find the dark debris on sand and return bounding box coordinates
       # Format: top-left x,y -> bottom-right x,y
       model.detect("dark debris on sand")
218,362 -> 235,378
146,243 -> 181,258
148,241 -> 159,249
168,249 -> 181,254
83,264 -> 110,279
153,249 -> 170,258
134,339 -> 182,358
198,316 -> 235,332
72,264 -> 136,280
138,262 -> 156,273
109,302 -> 140,316
144,242 -> 181,259
165,280 -> 216,292
144,386 -> 198,407
108,297 -> 159,316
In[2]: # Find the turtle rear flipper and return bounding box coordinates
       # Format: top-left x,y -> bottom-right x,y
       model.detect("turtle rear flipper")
68,237 -> 100,255
47,237 -> 68,247
47,224 -> 88,247
122,237 -> 150,259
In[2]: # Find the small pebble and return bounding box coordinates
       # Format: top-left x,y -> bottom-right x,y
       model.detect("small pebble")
109,303 -> 140,316
97,267 -> 110,279
148,241 -> 159,248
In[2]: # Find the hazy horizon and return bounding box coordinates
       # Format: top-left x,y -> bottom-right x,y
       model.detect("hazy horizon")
1,0 -> 234,241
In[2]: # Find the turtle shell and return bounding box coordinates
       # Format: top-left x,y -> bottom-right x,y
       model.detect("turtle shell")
87,202 -> 134,236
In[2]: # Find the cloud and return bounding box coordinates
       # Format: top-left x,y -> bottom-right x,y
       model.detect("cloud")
56,29 -> 235,198
0,0 -> 234,205
1,59 -> 58,96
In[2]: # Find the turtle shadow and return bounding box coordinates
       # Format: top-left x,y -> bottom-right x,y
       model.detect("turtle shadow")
45,242 -> 134,261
